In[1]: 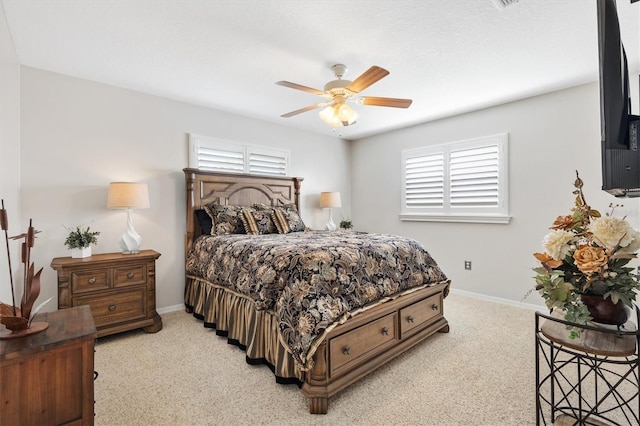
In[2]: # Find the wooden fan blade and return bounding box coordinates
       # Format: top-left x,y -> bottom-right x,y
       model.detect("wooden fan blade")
346,66 -> 389,93
281,103 -> 327,118
276,81 -> 325,96
361,96 -> 413,108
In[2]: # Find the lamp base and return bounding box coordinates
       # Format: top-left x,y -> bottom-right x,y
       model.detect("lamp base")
325,209 -> 337,231
119,233 -> 142,254
119,209 -> 142,254
121,250 -> 141,255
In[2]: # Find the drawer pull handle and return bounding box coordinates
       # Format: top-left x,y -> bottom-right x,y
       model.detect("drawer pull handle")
343,346 -> 351,355
108,305 -> 116,312
407,315 -> 414,323
432,304 -> 439,311
88,277 -> 96,284
381,327 -> 389,335
127,272 -> 134,279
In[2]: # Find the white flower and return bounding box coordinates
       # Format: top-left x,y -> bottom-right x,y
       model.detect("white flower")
589,216 -> 635,249
543,229 -> 575,260
618,229 -> 640,254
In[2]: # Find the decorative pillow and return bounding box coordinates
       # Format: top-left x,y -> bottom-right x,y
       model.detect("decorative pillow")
204,204 -> 251,235
241,208 -> 277,235
252,202 -> 271,210
272,207 -> 307,234
253,202 -> 298,213
195,209 -> 214,235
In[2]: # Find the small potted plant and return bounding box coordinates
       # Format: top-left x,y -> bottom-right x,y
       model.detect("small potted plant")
339,218 -> 353,230
64,225 -> 100,258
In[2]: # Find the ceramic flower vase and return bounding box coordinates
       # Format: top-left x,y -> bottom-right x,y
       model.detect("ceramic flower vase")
580,294 -> 628,325
71,246 -> 91,259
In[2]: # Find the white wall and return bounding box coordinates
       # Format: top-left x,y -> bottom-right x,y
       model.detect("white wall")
0,4 -> 21,305
351,82 -> 640,306
20,67 -> 351,311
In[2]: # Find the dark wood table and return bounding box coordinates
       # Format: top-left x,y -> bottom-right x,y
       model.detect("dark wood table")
0,305 -> 97,425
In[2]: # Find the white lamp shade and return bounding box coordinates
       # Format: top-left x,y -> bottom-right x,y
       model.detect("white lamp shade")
320,192 -> 341,208
107,182 -> 150,209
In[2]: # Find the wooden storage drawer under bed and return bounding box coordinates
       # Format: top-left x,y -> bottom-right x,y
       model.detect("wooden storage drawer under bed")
399,292 -> 442,337
329,313 -> 398,376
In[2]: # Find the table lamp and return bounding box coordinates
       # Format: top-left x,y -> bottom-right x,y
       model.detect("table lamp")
107,182 -> 150,254
319,192 -> 341,231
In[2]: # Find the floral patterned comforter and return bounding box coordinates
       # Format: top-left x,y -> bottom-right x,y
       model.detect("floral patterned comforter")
186,231 -> 449,368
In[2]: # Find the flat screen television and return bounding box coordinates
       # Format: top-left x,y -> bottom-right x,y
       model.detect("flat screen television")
599,0 -> 640,197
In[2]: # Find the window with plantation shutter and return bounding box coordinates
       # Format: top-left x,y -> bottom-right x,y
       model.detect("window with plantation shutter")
188,134 -> 289,176
401,134 -> 510,224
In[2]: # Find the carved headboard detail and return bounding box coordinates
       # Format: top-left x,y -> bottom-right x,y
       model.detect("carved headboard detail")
183,168 -> 303,252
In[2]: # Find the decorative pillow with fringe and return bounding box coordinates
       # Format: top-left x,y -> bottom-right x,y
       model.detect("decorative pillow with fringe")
241,208 -> 277,235
272,207 -> 307,234
204,204 -> 252,235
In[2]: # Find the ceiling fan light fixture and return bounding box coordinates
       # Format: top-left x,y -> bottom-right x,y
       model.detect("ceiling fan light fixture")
319,103 -> 358,127
319,105 -> 342,127
337,103 -> 358,126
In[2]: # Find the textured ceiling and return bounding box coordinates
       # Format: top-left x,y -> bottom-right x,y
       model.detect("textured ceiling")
2,0 -> 639,141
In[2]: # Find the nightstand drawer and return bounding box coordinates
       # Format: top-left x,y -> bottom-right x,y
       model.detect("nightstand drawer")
114,264 -> 146,287
74,287 -> 147,328
71,269 -> 110,293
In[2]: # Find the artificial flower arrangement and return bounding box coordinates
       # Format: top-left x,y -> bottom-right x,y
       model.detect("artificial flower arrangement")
533,171 -> 640,338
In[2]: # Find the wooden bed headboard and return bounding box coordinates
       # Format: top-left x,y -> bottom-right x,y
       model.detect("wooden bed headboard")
183,168 -> 303,251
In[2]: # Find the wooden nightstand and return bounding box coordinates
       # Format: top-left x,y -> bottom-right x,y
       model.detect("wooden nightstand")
51,250 -> 162,338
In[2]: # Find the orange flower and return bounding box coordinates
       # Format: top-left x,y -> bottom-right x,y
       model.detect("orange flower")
534,252 -> 563,269
573,246 -> 608,274
551,215 -> 577,230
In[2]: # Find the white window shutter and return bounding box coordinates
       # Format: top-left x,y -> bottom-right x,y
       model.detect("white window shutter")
198,146 -> 245,172
405,153 -> 444,207
450,145 -> 500,207
248,148 -> 288,176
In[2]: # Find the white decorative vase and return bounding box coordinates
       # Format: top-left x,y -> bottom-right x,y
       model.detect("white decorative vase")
71,247 -> 91,258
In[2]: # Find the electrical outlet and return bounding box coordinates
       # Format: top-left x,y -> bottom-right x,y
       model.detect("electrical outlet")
464,260 -> 472,270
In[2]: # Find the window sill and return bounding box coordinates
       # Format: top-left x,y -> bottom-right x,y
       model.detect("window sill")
399,213 -> 511,224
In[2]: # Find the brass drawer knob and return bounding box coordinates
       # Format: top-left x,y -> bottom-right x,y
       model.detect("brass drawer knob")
88,277 -> 96,284
432,304 -> 439,311
381,327 -> 389,335
343,346 -> 351,355
407,315 -> 414,323
108,305 -> 116,312
127,272 -> 134,279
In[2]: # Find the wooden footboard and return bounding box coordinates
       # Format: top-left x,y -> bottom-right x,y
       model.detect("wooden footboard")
303,281 -> 450,414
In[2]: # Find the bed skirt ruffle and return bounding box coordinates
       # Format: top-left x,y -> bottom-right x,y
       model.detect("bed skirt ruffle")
185,276 -> 305,384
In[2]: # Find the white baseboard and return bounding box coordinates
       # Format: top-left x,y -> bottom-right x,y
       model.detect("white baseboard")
450,288 -> 543,312
157,304 -> 186,314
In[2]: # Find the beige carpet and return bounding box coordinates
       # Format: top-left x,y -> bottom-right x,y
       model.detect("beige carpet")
94,292 -> 537,425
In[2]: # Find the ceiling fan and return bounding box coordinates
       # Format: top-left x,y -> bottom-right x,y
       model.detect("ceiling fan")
276,64 -> 412,127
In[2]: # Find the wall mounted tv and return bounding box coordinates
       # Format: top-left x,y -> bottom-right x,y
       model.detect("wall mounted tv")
600,0 -> 640,197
